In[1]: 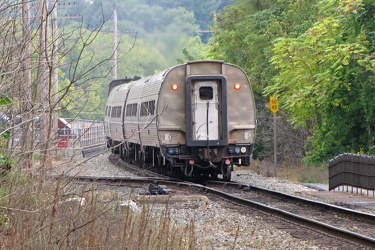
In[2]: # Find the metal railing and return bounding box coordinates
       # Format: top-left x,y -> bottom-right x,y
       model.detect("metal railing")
57,124 -> 107,159
58,125 -> 106,148
328,153 -> 375,196
73,125 -> 106,147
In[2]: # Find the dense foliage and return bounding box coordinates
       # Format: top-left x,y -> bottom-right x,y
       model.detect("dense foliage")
206,0 -> 375,162
266,0 -> 375,162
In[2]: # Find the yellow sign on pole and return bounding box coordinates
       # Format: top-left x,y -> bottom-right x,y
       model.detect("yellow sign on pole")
270,96 -> 278,113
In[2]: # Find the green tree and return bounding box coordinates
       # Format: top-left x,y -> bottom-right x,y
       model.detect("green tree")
265,0 -> 375,162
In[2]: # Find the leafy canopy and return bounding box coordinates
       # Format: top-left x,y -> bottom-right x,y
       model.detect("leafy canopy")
264,0 -> 375,162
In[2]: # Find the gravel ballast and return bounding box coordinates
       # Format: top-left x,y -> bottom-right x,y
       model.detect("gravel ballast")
46,153 -> 336,249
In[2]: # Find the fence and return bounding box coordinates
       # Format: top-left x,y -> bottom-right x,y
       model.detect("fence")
57,120 -> 107,159
56,118 -> 105,147
328,153 -> 375,197
72,125 -> 105,148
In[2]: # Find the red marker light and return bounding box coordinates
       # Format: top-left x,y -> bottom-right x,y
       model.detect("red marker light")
234,83 -> 241,90
171,84 -> 178,90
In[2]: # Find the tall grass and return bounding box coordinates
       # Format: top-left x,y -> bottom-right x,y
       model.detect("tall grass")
247,157 -> 328,183
0,169 -> 201,249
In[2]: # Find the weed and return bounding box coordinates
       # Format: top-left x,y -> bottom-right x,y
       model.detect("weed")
0,213 -> 11,233
0,169 -> 202,249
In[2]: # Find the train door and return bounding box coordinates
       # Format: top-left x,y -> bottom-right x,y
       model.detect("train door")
186,75 -> 228,147
192,82 -> 219,141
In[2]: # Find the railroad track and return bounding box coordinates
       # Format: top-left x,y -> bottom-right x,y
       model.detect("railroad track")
105,154 -> 375,248
202,181 -> 375,249
66,168 -> 375,249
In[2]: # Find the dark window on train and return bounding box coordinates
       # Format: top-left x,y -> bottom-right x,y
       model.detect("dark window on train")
131,103 -> 137,116
149,100 -> 155,115
126,104 -> 132,116
200,86 -> 213,100
108,106 -> 112,117
111,107 -> 115,117
141,102 -> 148,116
111,106 -> 120,118
140,100 -> 155,116
116,106 -> 122,117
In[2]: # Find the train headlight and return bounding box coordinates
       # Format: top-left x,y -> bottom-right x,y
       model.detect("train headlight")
241,147 -> 247,153
234,83 -> 241,90
234,147 -> 240,154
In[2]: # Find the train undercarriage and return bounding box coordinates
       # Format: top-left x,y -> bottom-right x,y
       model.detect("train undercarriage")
107,139 -> 250,181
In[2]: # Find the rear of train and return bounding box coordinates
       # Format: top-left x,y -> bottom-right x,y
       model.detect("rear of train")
105,60 -> 256,181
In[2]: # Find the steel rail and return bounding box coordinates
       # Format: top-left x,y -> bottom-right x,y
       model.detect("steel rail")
201,184 -> 375,249
207,180 -> 375,222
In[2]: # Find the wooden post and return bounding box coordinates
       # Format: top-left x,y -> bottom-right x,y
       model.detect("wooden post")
112,8 -> 118,80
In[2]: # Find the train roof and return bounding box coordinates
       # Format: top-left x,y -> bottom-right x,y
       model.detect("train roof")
108,76 -> 141,96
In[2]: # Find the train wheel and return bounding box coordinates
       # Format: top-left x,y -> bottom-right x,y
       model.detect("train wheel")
211,171 -> 218,180
156,156 -> 161,173
120,144 -> 126,160
159,158 -> 168,176
222,164 -> 232,181
160,164 -> 167,176
178,167 -> 185,180
139,151 -> 146,168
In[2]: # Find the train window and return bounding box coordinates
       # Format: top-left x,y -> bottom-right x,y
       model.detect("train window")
131,103 -> 137,116
140,102 -> 148,116
140,100 -> 155,116
200,86 -> 213,100
126,104 -> 132,116
116,106 -> 122,117
112,106 -> 119,118
149,100 -> 155,115
111,107 -> 115,118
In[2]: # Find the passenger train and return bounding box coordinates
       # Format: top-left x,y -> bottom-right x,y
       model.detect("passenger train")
105,60 -> 256,181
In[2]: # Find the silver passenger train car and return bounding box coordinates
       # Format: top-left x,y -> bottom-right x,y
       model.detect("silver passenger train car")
105,60 -> 256,181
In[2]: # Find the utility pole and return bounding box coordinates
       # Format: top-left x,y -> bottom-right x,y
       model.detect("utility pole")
103,7 -> 136,80
112,8 -> 118,80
